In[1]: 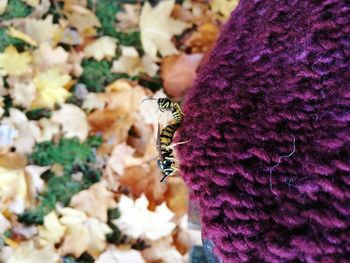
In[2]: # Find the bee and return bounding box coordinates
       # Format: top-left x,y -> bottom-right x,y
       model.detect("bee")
142,97 -> 184,124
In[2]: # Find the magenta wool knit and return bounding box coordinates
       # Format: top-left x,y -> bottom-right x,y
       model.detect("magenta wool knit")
176,0 -> 350,262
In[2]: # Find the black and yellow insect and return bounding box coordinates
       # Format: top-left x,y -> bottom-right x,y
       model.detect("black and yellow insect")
143,97 -> 185,182
143,98 -> 184,124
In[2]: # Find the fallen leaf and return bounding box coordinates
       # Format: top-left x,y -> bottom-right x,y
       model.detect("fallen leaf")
210,0 -> 239,19
111,46 -> 159,77
7,241 -> 59,263
51,104 -> 90,141
23,0 -> 39,7
33,43 -> 69,71
84,36 -> 117,61
38,211 -> 66,244
69,182 -> 116,222
161,53 -> 203,98
59,207 -> 112,258
8,78 -> 36,109
142,236 -> 185,263
140,0 -> 188,61
36,118 -> 60,142
0,0 -> 8,15
0,46 -> 32,76
82,92 -> 105,112
0,211 -> 11,234
165,177 -> 188,217
116,4 -> 141,31
112,194 -> 175,241
184,22 -> 219,53
32,68 -> 71,109
107,143 -> 138,176
24,165 -> 48,199
24,15 -> 62,46
96,246 -> 145,263
0,166 -> 27,213
64,3 -> 101,38
7,27 -> 38,46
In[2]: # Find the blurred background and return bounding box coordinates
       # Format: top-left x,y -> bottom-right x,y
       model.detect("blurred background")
0,0 -> 238,262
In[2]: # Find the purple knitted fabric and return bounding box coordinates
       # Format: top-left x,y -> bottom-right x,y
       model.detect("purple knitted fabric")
176,0 -> 350,262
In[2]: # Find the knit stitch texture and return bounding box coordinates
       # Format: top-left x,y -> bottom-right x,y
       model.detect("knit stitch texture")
176,0 -> 350,262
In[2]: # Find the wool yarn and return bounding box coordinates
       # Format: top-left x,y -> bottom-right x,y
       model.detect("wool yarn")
176,0 -> 350,262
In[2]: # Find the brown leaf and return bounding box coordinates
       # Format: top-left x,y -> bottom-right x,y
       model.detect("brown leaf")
184,22 -> 219,53
161,53 -> 203,98
165,177 -> 188,217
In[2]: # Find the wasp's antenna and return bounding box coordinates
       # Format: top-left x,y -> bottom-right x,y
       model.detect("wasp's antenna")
142,98 -> 158,103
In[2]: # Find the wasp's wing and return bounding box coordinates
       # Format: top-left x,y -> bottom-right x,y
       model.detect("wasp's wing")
156,123 -> 163,161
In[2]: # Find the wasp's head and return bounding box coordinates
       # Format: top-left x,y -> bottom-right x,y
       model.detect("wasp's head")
157,98 -> 172,111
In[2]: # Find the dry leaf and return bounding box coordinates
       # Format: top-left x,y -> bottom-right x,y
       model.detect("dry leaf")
0,46 -> 31,76
96,246 -> 145,263
142,236 -> 185,263
161,53 -> 203,98
107,143 -> 138,176
82,92 -> 105,112
116,4 -> 141,31
0,0 -> 8,15
69,182 -> 116,222
38,211 -> 66,244
0,211 -> 11,234
7,241 -> 59,263
112,194 -> 175,241
0,123 -> 17,150
64,4 -> 101,38
7,27 -> 38,46
33,43 -> 69,71
84,36 -> 117,61
59,208 -> 112,257
23,0 -> 39,7
24,15 -> 62,46
210,0 -> 239,19
184,22 -> 219,52
32,68 -> 71,109
140,0 -> 188,61
51,104 -> 90,141
165,177 -> 188,217
8,78 -> 36,109
111,46 -> 159,77
24,165 -> 48,199
36,118 -> 60,142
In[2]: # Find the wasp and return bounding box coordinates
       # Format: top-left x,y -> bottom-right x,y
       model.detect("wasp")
142,97 -> 184,124
142,97 -> 186,182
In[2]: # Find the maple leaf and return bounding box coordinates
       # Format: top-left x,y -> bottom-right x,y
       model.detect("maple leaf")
8,78 -> 36,109
69,182 -> 116,222
84,36 -> 117,61
59,207 -> 112,258
51,104 -> 90,141
0,45 -> 31,76
24,15 -> 62,46
139,0 -> 188,61
36,118 -> 60,143
7,27 -> 38,47
0,211 -> 11,234
33,43 -> 69,71
38,211 -> 66,244
81,92 -> 105,112
111,46 -> 159,77
112,194 -> 176,241
96,246 -> 145,263
32,68 -> 71,109
7,241 -> 59,263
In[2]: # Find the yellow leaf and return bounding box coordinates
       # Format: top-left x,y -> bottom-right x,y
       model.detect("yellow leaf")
24,15 -> 62,46
0,0 -> 8,15
210,0 -> 239,19
7,241 -> 59,263
84,36 -> 117,61
140,0 -> 188,61
38,211 -> 66,244
33,43 -> 69,71
7,27 -> 38,47
32,68 -> 71,109
0,46 -> 31,76
59,208 -> 112,258
96,246 -> 145,263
